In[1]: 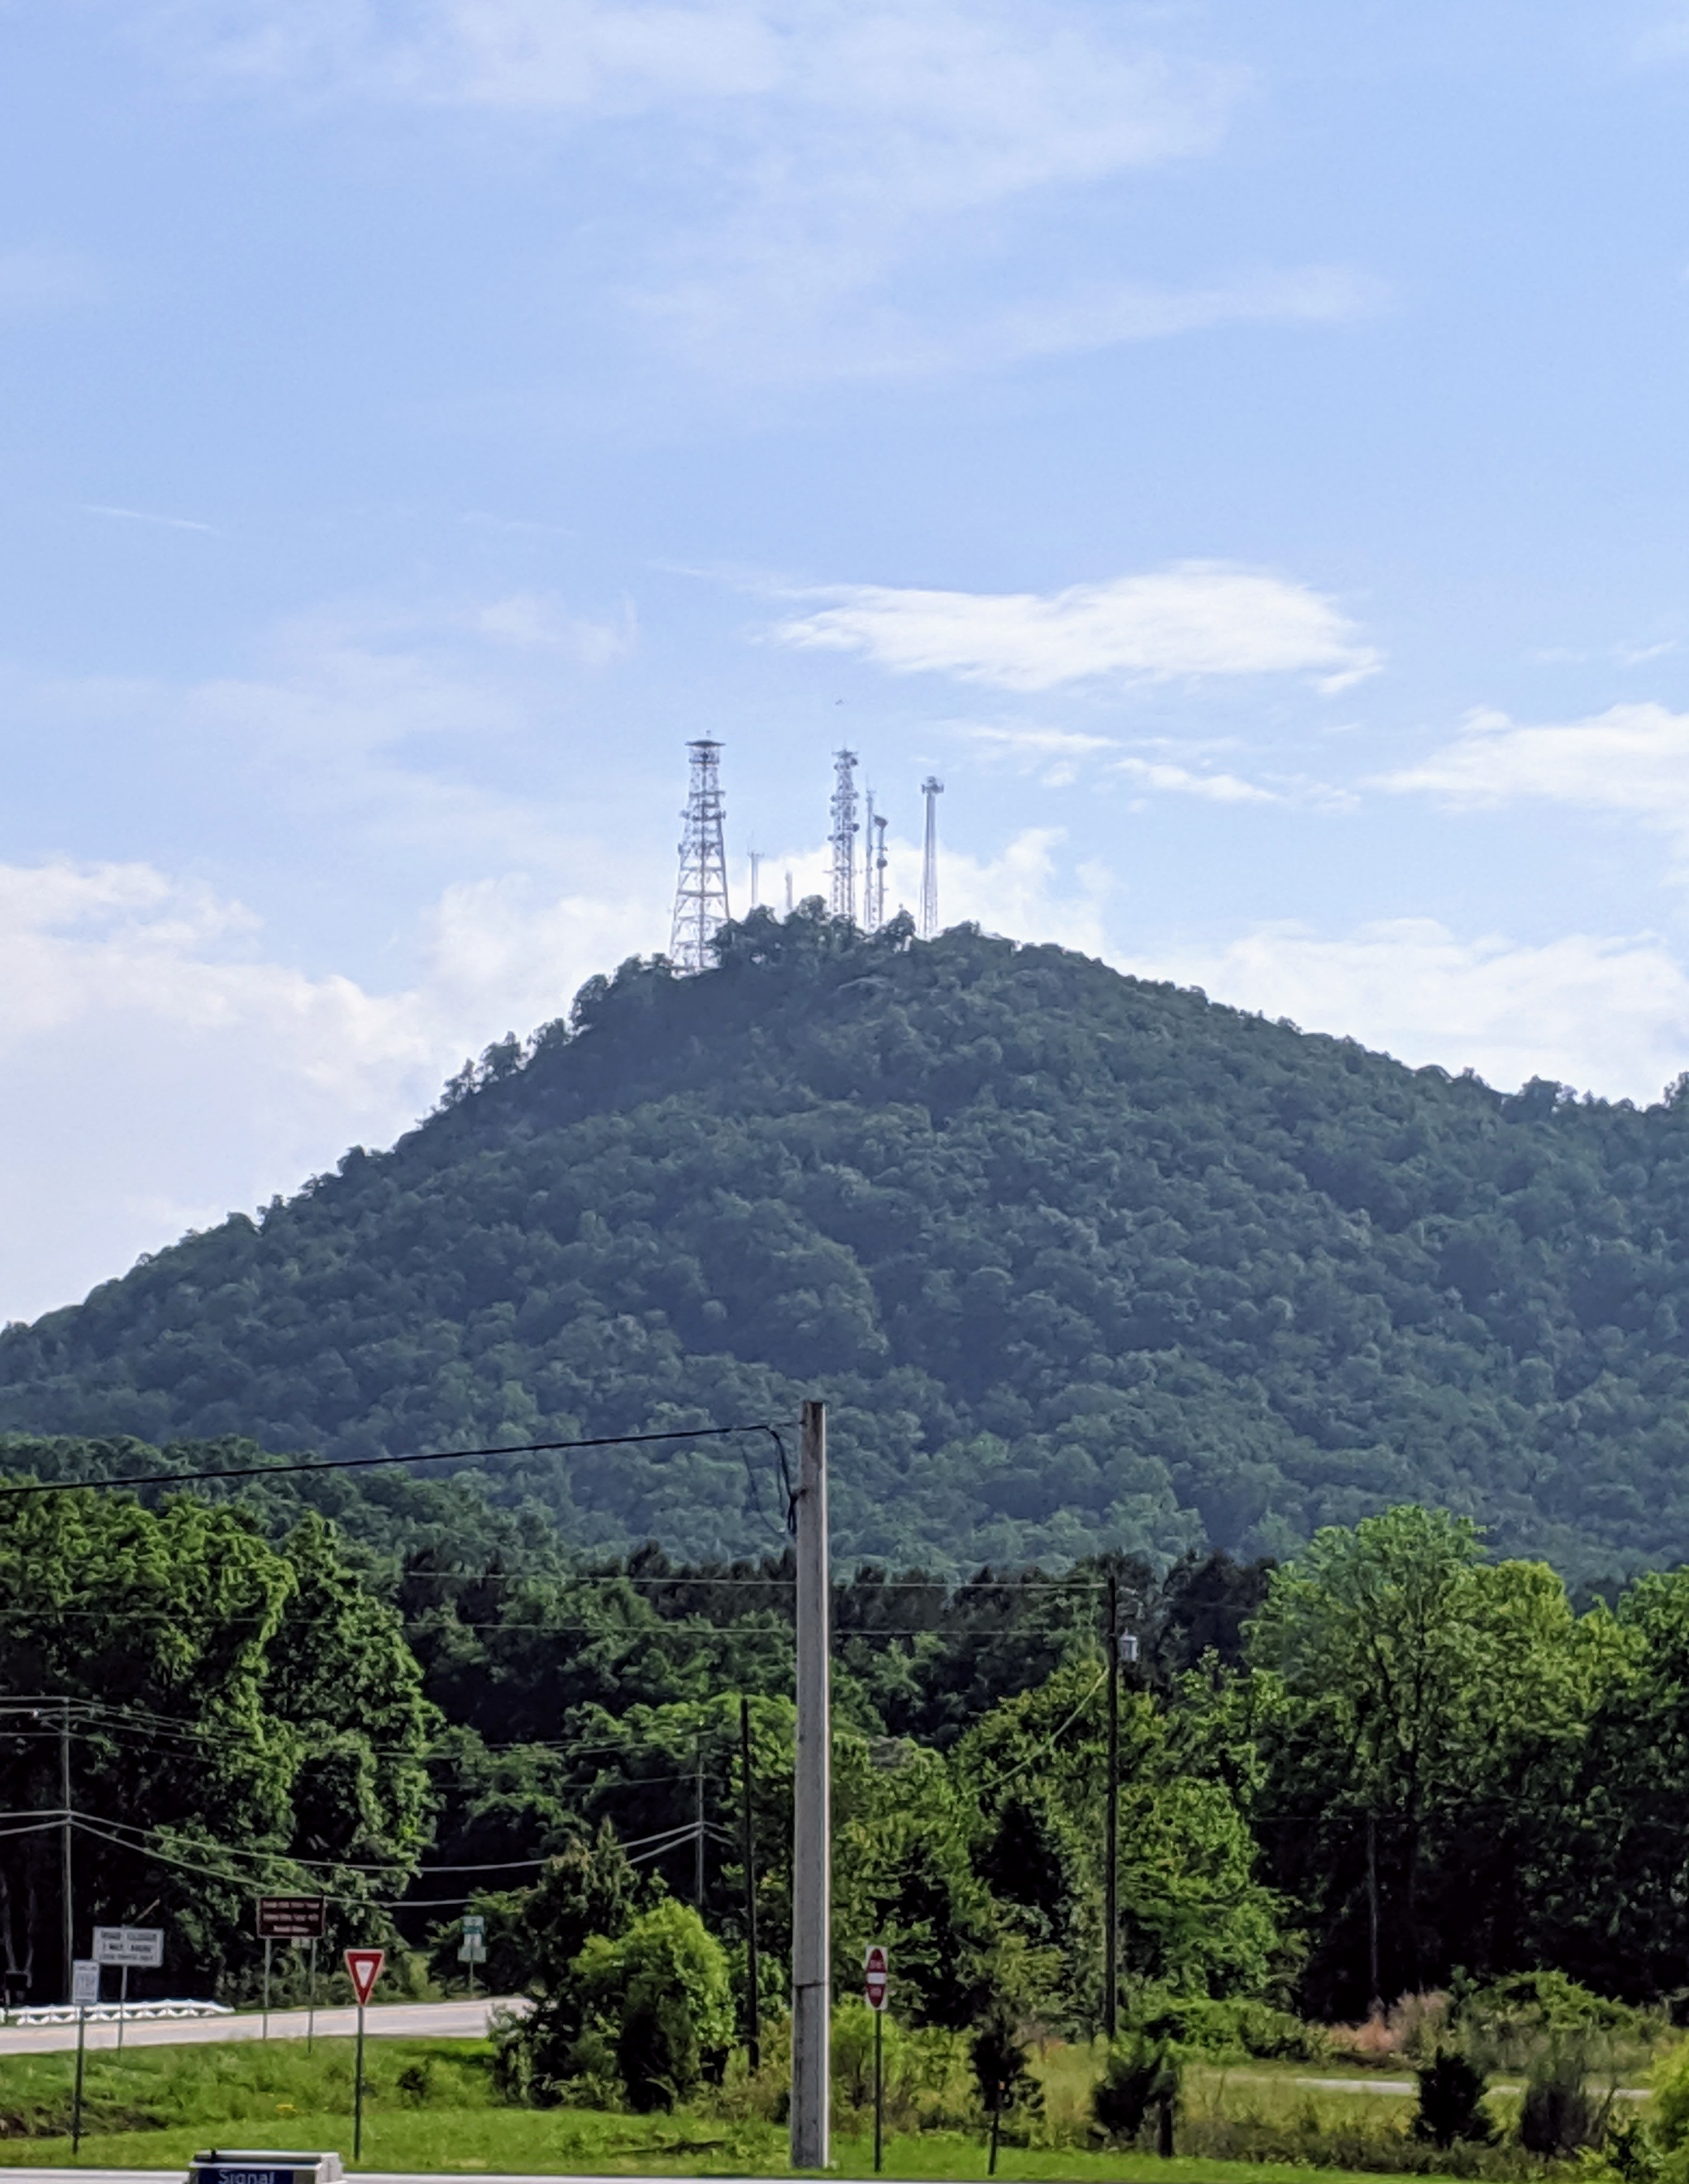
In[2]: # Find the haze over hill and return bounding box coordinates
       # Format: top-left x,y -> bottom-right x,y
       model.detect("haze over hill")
5,907 -> 1689,1579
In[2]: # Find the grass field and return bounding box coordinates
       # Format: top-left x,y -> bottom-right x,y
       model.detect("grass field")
0,2033 -> 1546,2183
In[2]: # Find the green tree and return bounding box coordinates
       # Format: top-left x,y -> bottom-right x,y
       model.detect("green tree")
1246,1506 -> 1599,2013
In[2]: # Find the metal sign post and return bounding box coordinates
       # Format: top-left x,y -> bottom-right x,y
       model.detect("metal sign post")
345,1948 -> 385,2161
70,1959 -> 97,2152
256,1899 -> 326,2047
457,1915 -> 485,2000
307,1937 -> 318,2054
93,1927 -> 163,2056
864,1944 -> 889,2175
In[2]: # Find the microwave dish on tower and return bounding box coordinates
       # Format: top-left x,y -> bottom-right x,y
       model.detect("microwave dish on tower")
669,739 -> 731,973
919,775 -> 943,939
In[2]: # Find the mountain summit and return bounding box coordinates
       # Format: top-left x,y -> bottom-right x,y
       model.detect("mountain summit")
6,909 -> 1688,1576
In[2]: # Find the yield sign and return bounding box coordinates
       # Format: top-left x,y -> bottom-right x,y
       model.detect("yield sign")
345,1947 -> 385,2008
863,1942 -> 889,2012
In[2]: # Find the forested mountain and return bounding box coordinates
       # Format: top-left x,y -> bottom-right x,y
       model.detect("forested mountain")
7,905 -> 1689,1578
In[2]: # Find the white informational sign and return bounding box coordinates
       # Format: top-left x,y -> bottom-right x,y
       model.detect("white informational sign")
71,1960 -> 99,2006
462,1914 -> 485,1937
93,1925 -> 164,1968
457,1937 -> 486,1964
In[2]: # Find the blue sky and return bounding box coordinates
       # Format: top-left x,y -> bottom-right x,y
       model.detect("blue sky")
4,0 -> 1689,1318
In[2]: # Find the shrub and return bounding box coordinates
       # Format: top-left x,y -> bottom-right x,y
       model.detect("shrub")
1519,2039 -> 1605,2157
572,1900 -> 734,2113
1412,2047 -> 1492,2147
1092,2033 -> 1181,2153
970,2000 -> 1042,2172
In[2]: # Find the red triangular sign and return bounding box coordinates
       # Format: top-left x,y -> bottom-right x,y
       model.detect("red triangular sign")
345,1947 -> 385,2007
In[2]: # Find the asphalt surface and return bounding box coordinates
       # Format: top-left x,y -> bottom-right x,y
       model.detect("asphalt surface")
0,1999 -> 522,2058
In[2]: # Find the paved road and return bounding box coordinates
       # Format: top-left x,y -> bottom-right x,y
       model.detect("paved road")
0,1999 -> 525,2058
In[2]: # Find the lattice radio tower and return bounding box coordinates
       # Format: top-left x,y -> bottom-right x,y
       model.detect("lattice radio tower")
829,749 -> 859,923
919,775 -> 943,938
669,738 -> 731,973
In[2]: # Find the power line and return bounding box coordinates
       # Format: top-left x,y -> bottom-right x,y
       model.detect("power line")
0,1421 -> 796,1502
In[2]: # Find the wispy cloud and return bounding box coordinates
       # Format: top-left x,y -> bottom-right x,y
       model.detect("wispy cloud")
1115,755 -> 1277,804
80,502 -> 217,534
1381,701 -> 1689,843
472,591 -> 637,662
776,563 -> 1381,693
0,247 -> 100,316
138,2 -> 1287,381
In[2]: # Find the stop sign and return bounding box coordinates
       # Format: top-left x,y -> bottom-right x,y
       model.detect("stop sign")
863,1942 -> 889,2011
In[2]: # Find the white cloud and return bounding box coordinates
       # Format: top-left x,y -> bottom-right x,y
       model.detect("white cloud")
776,562 -> 1381,692
1137,918 -> 1689,1105
1114,755 -> 1277,804
0,857 -> 659,1323
1382,701 -> 1689,839
472,591 -> 637,662
959,724 -> 1118,758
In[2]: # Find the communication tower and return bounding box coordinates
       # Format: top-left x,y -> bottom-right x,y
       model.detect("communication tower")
919,775 -> 943,939
829,749 -> 859,923
669,738 -> 731,973
862,789 -> 882,931
874,813 -> 889,929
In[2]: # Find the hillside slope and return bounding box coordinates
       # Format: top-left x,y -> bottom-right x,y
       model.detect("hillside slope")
6,907 -> 1689,1575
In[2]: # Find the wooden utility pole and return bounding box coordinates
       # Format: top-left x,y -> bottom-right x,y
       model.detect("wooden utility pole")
790,1398 -> 831,2171
740,1694 -> 761,2071
1104,1573 -> 1119,2040
694,1734 -> 705,1909
60,1703 -> 73,2003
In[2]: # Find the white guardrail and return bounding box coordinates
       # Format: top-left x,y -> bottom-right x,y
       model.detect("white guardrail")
4,1998 -> 233,2025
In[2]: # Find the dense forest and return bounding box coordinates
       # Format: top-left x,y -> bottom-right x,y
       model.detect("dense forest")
6,906 -> 1689,1576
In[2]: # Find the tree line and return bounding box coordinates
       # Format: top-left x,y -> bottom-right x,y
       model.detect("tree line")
7,1461 -> 1689,2065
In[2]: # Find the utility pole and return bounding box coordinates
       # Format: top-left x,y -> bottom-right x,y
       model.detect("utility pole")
790,1398 -> 832,2171
740,1694 -> 761,2071
919,776 -> 943,939
1104,1574 -> 1119,2042
61,1702 -> 73,2004
694,1734 -> 705,1910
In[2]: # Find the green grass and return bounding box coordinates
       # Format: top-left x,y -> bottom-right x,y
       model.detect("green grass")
0,2035 -> 1513,2183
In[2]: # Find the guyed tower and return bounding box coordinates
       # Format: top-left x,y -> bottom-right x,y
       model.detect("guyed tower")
669,739 -> 731,972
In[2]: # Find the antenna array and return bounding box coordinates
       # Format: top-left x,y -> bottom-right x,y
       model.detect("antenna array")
919,776 -> 943,939
828,750 -> 859,923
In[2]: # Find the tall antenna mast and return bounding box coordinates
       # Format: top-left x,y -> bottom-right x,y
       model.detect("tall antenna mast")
748,849 -> 762,911
669,738 -> 731,973
862,788 -> 878,932
829,749 -> 858,924
919,775 -> 943,939
874,812 -> 889,930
